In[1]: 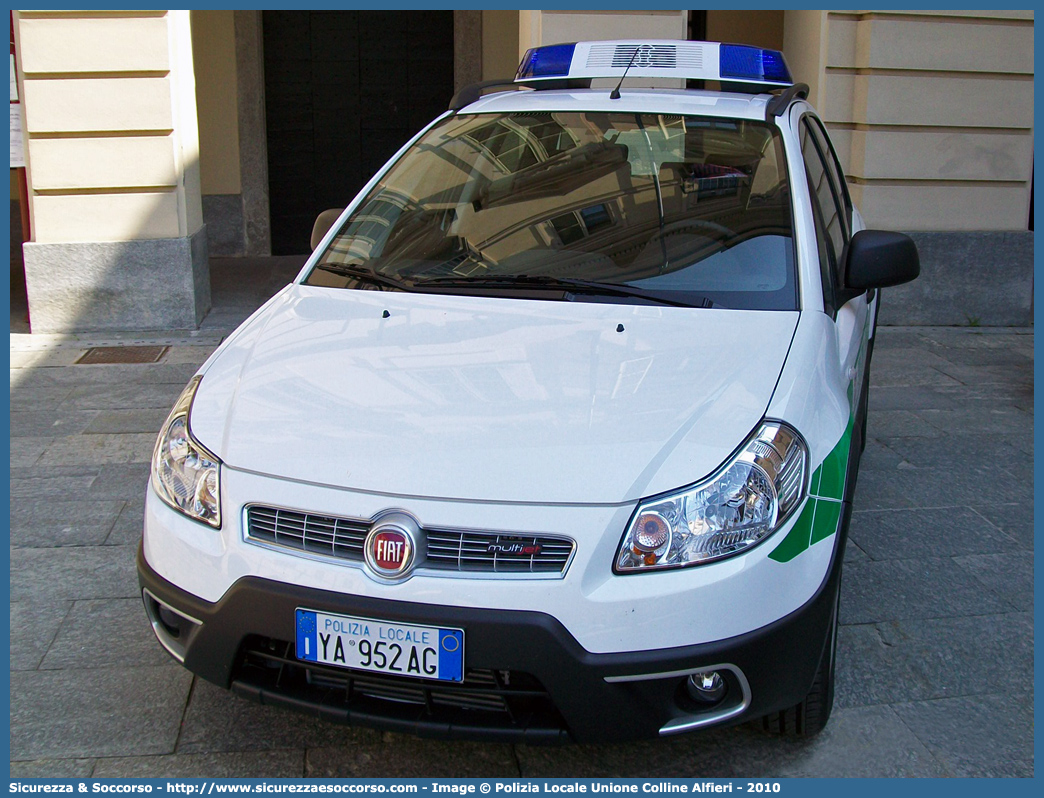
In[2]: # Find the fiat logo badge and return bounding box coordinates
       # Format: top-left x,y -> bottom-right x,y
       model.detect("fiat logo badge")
363,513 -> 418,580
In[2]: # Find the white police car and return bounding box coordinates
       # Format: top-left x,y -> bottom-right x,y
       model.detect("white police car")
138,41 -> 918,742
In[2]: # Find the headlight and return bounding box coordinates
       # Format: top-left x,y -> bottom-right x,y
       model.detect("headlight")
615,421 -> 807,572
151,376 -> 221,528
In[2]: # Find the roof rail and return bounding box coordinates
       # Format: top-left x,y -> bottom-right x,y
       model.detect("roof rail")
765,82 -> 809,120
448,78 -> 592,112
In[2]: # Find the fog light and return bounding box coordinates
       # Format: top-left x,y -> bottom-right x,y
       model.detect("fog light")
143,589 -> 202,664
157,605 -> 184,639
687,671 -> 726,704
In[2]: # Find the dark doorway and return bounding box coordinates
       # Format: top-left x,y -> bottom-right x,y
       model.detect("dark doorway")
688,10 -> 707,41
262,11 -> 455,254
685,11 -> 708,90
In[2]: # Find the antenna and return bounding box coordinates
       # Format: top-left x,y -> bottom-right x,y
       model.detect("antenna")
609,46 -> 642,100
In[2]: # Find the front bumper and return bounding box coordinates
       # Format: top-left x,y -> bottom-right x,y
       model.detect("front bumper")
137,501 -> 848,743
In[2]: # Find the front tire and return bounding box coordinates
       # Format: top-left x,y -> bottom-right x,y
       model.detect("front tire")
756,586 -> 838,737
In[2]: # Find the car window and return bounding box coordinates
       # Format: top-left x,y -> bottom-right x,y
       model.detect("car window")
803,167 -> 837,317
806,116 -> 852,231
800,120 -> 848,314
799,120 -> 847,264
306,112 -> 798,311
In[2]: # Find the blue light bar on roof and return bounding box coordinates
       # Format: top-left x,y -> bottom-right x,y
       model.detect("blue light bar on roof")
516,43 -> 577,80
719,44 -> 792,84
510,41 -> 793,88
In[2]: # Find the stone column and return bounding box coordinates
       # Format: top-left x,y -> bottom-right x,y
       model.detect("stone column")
782,10 -> 828,109
234,10 -> 271,257
453,10 -> 483,94
15,9 -> 211,333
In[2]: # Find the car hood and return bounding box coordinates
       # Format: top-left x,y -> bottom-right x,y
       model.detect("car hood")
191,286 -> 798,504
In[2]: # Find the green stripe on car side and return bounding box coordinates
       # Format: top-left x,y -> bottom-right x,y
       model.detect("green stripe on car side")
767,498 -> 816,563
768,419 -> 852,562
810,498 -> 841,545
768,495 -> 844,563
814,413 -> 853,502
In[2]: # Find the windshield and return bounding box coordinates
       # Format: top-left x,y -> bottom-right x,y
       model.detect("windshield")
306,111 -> 796,310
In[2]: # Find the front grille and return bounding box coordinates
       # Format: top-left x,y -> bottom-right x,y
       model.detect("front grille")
247,506 -> 368,559
246,506 -> 575,576
425,529 -> 573,573
232,636 -> 568,741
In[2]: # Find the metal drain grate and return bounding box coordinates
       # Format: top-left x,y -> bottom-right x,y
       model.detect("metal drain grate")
76,346 -> 168,365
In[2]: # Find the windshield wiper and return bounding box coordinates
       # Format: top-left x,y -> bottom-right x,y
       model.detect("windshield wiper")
414,273 -> 712,309
312,263 -> 411,292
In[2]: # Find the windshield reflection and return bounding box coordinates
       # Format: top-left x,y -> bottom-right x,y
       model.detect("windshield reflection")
307,111 -> 796,311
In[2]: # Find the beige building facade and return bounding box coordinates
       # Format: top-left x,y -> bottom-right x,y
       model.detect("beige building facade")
10,9 -> 1034,332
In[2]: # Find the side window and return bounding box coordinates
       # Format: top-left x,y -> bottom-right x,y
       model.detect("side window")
800,122 -> 840,315
800,120 -> 847,265
807,117 -> 852,234
804,169 -> 837,316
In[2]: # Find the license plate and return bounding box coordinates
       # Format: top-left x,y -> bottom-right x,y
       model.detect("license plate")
295,609 -> 464,682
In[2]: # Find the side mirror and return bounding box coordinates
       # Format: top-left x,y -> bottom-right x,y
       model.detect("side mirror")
310,208 -> 344,251
843,230 -> 920,290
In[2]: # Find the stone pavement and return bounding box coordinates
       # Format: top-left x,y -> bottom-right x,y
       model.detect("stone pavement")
8,261 -> 1034,777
